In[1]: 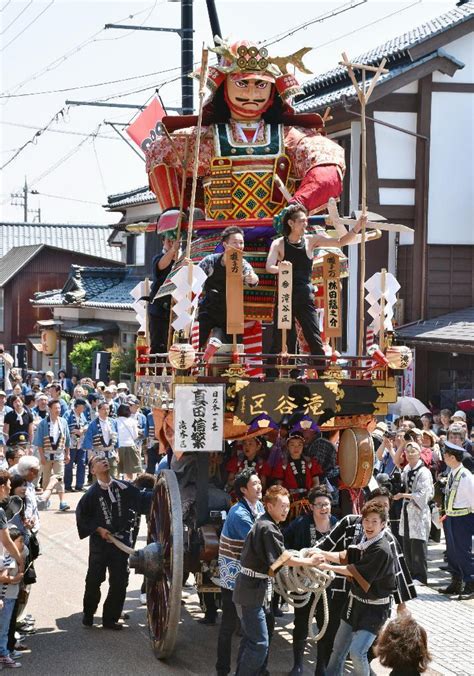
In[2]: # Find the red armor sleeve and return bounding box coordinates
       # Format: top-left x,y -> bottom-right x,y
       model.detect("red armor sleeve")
292,165 -> 342,213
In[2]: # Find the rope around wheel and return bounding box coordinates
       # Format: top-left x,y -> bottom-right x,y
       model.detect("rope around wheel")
273,548 -> 335,641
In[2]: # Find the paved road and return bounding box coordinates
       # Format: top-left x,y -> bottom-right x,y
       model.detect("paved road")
18,493 -> 473,676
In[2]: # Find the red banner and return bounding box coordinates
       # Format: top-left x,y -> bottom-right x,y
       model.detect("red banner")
126,97 -> 165,151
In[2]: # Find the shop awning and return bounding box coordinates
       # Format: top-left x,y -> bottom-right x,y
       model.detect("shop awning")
396,307 -> 474,354
61,323 -> 118,338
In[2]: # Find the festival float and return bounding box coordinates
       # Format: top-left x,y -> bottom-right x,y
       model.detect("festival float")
121,38 -> 414,659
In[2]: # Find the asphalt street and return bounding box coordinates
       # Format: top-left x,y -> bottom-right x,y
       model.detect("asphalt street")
19,492 -> 469,676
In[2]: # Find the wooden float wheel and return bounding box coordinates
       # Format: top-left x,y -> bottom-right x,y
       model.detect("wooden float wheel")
147,469 -> 183,660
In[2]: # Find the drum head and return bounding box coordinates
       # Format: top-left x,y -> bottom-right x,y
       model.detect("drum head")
339,428 -> 374,488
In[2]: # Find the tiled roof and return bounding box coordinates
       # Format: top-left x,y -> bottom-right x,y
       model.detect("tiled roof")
397,307 -> 474,347
32,265 -> 140,311
0,244 -> 43,287
297,2 -> 473,111
106,186 -> 156,210
0,223 -> 123,261
296,51 -> 463,112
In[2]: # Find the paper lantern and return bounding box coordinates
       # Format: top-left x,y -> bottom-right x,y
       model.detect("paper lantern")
168,343 -> 195,370
384,346 -> 412,370
41,329 -> 57,356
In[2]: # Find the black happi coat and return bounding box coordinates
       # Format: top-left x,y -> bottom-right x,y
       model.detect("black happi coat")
233,512 -> 285,608
341,534 -> 396,633
76,481 -> 151,549
316,514 -> 416,604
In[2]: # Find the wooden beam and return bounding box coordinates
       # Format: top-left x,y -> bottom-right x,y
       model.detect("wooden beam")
431,82 -> 474,93
412,74 -> 432,322
378,179 -> 416,189
368,55 -> 463,104
369,205 -> 415,219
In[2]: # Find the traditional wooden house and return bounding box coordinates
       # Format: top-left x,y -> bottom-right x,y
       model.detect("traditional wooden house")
295,1 -> 474,403
0,223 -> 124,370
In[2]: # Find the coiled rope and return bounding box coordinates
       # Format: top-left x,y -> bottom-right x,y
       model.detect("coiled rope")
273,548 -> 335,641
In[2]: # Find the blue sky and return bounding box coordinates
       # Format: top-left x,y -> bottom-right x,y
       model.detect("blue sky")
0,0 -> 453,224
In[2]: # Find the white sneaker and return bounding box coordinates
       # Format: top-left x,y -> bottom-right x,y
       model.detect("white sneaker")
140,593 -> 147,605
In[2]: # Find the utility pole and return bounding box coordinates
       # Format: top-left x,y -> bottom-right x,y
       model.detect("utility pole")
11,177 -> 40,222
181,0 -> 193,114
104,0 -> 194,114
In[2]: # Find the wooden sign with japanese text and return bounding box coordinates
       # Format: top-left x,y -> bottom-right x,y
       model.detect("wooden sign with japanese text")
231,380 -> 337,425
323,253 -> 342,338
226,247 -> 244,336
277,261 -> 293,329
174,385 -> 224,452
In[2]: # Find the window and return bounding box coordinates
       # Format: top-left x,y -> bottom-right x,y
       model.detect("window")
135,233 -> 145,266
121,332 -> 136,348
126,233 -> 145,266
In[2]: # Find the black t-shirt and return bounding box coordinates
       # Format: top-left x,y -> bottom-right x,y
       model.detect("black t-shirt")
4,409 -> 33,437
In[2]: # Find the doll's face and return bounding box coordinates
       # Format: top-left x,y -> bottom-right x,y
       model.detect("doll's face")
225,77 -> 272,120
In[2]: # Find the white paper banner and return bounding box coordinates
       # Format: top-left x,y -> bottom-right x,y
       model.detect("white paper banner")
174,384 -> 224,452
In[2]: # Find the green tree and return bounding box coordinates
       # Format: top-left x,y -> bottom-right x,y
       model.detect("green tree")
69,339 -> 104,376
108,345 -> 136,382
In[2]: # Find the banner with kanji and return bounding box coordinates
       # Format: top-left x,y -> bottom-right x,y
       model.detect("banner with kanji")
174,385 -> 224,452
226,247 -> 244,336
323,253 -> 342,338
277,262 -> 292,329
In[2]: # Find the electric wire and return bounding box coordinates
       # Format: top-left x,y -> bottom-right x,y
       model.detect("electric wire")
0,0 -> 33,35
0,64 -> 183,99
1,0 -> 55,53
1,1 -> 163,96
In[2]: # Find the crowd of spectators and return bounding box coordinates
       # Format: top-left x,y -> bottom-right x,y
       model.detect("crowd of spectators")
0,364 -> 472,672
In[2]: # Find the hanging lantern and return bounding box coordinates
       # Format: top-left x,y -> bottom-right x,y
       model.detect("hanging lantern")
384,345 -> 412,370
168,343 -> 196,370
41,329 -> 57,356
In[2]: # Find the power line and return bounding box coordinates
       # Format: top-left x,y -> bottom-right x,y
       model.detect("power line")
0,107 -> 68,171
29,126 -> 101,186
313,0 -> 422,53
0,0 -> 33,35
1,0 -> 55,53
1,120 -> 118,140
31,191 -> 103,205
262,0 -> 368,48
0,64 -> 182,99
1,1 -> 163,97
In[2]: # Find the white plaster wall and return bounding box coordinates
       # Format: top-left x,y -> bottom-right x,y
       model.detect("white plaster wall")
379,188 -> 415,205
393,82 -> 419,94
428,91 -> 474,245
124,202 -> 160,220
373,112 -> 417,179
432,34 -> 474,83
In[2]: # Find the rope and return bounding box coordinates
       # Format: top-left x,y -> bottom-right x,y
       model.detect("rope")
273,548 -> 335,641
